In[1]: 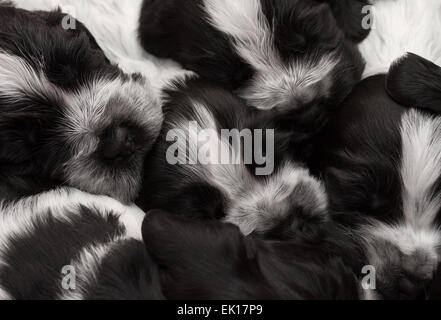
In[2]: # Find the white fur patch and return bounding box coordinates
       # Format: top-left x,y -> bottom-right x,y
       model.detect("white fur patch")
359,110 -> 441,296
400,110 -> 441,228
359,0 -> 441,78
203,0 -> 338,110
0,188 -> 145,271
0,285 -> 13,300
57,240 -> 124,300
0,51 -> 63,104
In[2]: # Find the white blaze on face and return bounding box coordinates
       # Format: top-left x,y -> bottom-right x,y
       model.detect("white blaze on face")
361,110 -> 441,293
203,0 -> 338,110
400,110 -> 441,229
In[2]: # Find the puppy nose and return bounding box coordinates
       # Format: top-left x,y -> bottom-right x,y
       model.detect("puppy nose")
102,125 -> 135,160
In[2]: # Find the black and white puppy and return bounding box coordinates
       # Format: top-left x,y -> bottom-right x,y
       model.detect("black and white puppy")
138,79 -> 329,241
0,189 -> 361,300
0,4 -> 163,202
314,56 -> 441,299
139,0 -> 365,115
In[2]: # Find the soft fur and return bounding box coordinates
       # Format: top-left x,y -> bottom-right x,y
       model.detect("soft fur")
0,4 -> 163,202
137,78 -> 330,241
9,0 -> 192,91
138,0 -> 365,137
314,59 -> 441,299
0,189 -> 362,300
359,0 -> 441,78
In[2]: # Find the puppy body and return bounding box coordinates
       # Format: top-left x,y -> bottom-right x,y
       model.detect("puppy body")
0,188 -> 158,300
359,0 -> 441,78
0,5 -> 163,202
316,74 -> 441,299
138,79 -> 328,241
139,0 -> 364,113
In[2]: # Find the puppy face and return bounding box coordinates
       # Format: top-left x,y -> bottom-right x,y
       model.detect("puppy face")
140,0 -> 364,111
139,79 -> 329,241
317,60 -> 441,299
0,6 -> 163,202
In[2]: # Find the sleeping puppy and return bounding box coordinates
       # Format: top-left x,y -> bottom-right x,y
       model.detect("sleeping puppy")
314,57 -> 441,299
0,190 -> 361,300
386,53 -> 441,300
139,0 -> 364,116
138,79 -> 329,241
0,4 -> 163,202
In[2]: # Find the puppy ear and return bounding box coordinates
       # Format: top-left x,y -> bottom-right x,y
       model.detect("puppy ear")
386,53 -> 441,113
0,112 -> 50,164
142,210 -> 250,267
322,0 -> 371,43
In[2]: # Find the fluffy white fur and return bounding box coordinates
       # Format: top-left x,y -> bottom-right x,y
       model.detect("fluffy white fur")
203,0 -> 338,110
360,0 -> 441,78
11,0 -> 193,93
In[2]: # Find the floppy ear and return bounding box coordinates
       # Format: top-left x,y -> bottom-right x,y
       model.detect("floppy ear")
142,210 -> 254,267
0,111 -> 50,164
386,53 -> 441,113
321,0 -> 371,43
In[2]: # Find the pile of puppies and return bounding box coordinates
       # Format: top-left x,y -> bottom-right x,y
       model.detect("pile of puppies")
0,0 -> 440,300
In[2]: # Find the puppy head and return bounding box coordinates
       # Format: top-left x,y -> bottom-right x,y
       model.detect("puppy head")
207,0 -> 363,111
0,51 -> 162,202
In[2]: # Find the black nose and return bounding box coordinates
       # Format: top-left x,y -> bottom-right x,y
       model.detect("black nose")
102,125 -> 135,160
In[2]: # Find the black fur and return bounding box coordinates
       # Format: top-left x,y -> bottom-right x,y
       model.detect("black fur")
144,210 -> 362,300
0,5 -> 161,202
0,191 -> 361,300
138,78 -> 329,242
387,53 -> 441,114
139,0 -> 365,139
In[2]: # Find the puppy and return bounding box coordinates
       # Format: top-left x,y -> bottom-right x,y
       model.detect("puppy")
138,79 -> 329,241
0,190 -> 361,300
0,4 -> 163,202
314,57 -> 441,299
139,0 -> 364,114
387,53 -> 441,114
